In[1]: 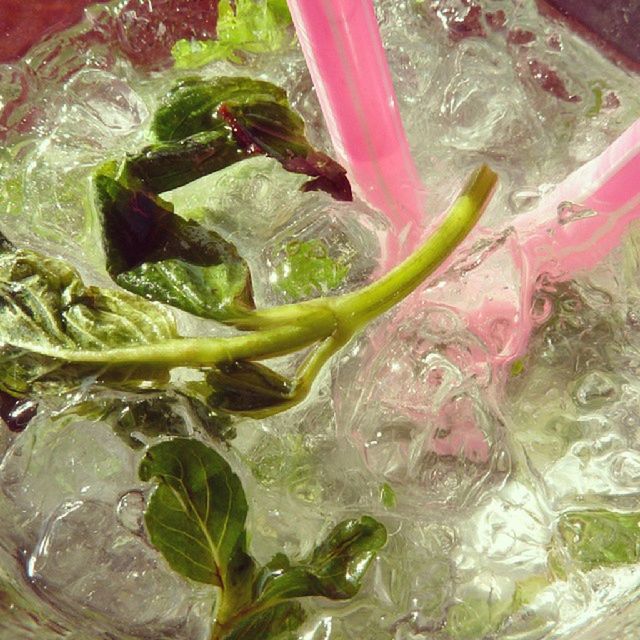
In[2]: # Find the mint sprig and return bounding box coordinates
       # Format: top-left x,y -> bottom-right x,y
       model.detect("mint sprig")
139,438 -> 387,640
0,163 -> 495,420
127,77 -> 352,201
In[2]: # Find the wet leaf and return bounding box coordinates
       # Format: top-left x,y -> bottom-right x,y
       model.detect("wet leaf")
274,240 -> 350,299
139,438 -> 254,589
152,76 -> 288,143
207,360 -> 294,414
256,516 -> 387,602
172,0 -> 293,69
556,509 -> 640,568
125,128 -> 249,193
217,99 -> 352,201
96,174 -> 254,323
148,76 -> 351,200
0,231 -> 177,395
221,601 -> 305,640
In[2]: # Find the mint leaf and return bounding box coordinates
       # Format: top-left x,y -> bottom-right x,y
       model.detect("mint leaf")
139,438 -> 254,589
96,174 -> 255,323
172,0 -> 293,69
77,392 -> 234,450
0,231 -> 177,396
555,509 -> 640,568
125,129 -> 248,193
256,516 -> 387,603
275,240 -> 350,299
152,77 -> 288,143
217,99 -> 352,201
447,597 -> 517,640
222,601 -> 305,640
207,361 -> 294,415
379,482 -> 396,509
148,77 -> 352,201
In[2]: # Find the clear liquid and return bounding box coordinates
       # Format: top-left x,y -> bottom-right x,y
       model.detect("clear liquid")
1,1 -> 640,639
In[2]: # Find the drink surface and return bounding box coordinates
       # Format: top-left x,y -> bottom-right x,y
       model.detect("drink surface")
1,1 -> 640,639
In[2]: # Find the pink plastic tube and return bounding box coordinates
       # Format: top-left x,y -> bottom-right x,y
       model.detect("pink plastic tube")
287,0 -> 425,259
437,119 -> 640,368
358,120 -> 640,463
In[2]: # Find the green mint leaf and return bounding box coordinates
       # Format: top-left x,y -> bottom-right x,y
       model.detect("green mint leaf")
96,174 -> 255,323
152,77 -> 288,143
207,361 -> 294,415
139,438 -> 254,590
221,601 -> 305,640
555,509 -> 640,568
150,77 -> 352,201
217,100 -> 352,201
274,240 -> 351,299
125,129 -> 249,193
446,596 -> 516,640
110,396 -> 192,449
0,231 -> 177,395
379,482 -> 396,509
172,0 -> 293,69
256,516 -> 387,603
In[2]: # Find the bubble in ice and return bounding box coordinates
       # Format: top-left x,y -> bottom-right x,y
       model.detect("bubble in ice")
508,186 -> 543,213
557,201 -> 598,225
116,490 -> 146,535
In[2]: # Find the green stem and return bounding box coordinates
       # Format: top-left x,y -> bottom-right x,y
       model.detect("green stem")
27,166 -> 496,371
27,306 -> 337,366
331,164 -> 497,332
234,165 -> 496,335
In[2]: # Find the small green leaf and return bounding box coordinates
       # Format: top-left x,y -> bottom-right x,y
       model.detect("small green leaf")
73,392 -> 234,450
510,358 -> 525,377
379,483 -> 396,509
171,0 -> 293,69
207,361 -> 294,415
149,77 -> 352,201
555,509 -> 640,569
152,77 -> 288,143
256,516 -> 387,603
125,128 -> 249,193
111,396 -> 192,449
96,174 -> 255,323
274,240 -> 351,299
221,601 -> 305,640
446,597 -> 514,640
587,83 -> 603,118
139,438 -> 254,589
0,231 -> 177,395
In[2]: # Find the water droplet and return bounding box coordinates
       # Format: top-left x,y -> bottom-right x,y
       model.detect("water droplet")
116,490 -> 146,535
571,371 -> 618,409
530,292 -> 553,324
509,187 -> 541,212
557,201 -> 597,225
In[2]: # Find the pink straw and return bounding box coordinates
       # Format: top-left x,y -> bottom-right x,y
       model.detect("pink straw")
436,118 -> 640,366
352,119 -> 640,463
287,0 -> 425,260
